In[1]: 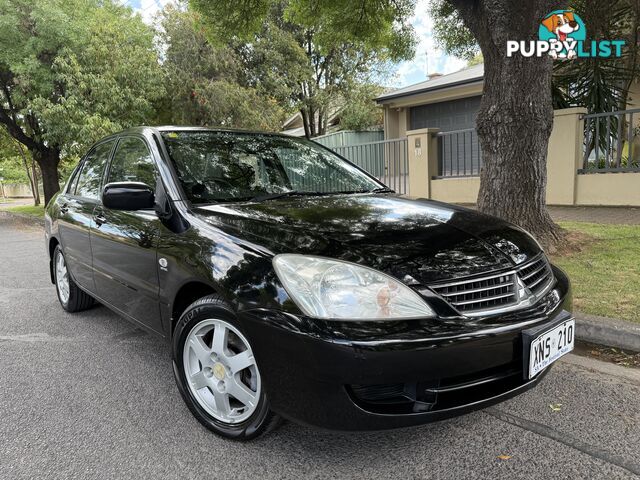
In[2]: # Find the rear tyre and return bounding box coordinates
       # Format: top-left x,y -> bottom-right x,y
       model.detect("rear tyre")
173,294 -> 281,440
53,245 -> 94,313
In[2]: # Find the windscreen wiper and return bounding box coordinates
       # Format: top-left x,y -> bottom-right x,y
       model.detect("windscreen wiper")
370,187 -> 395,193
250,190 -> 300,202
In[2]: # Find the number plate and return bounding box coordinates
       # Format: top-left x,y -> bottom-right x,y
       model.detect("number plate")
526,318 -> 575,379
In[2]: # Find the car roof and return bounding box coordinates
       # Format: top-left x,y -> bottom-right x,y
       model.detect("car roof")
115,125 -> 296,139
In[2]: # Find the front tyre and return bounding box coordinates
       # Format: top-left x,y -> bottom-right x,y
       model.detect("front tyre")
53,245 -> 94,312
172,294 -> 281,440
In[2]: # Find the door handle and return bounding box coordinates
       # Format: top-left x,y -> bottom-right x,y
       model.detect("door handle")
94,214 -> 107,226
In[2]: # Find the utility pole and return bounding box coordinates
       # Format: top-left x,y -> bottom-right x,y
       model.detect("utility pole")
425,50 -> 429,78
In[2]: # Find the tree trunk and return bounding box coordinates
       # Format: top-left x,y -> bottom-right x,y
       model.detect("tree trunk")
308,104 -> 317,137
31,160 -> 41,206
301,108 -> 311,139
31,147 -> 61,206
451,0 -> 564,248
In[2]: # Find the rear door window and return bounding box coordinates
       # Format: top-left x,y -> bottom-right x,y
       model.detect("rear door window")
75,140 -> 115,199
65,163 -> 83,195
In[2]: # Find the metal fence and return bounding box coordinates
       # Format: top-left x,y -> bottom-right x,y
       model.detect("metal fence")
332,138 -> 409,194
582,109 -> 640,173
436,128 -> 482,177
314,130 -> 384,149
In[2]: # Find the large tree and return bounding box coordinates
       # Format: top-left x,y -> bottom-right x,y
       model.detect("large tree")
432,0 -> 640,244
191,0 -> 416,138
431,0 -> 565,246
0,0 -> 165,204
158,3 -> 286,130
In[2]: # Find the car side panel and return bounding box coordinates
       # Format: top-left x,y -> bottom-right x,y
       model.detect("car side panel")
90,207 -> 163,334
56,194 -> 99,293
155,209 -> 282,336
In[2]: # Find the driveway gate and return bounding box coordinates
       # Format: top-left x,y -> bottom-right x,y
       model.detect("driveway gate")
331,138 -> 409,194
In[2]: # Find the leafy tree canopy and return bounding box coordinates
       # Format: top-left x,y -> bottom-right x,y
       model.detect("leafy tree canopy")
429,0 -> 478,60
190,0 -> 417,137
158,3 -> 285,130
192,0 -> 416,60
338,84 -> 385,131
0,0 -> 165,202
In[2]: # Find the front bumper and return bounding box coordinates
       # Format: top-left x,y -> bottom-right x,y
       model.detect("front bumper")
240,266 -> 571,431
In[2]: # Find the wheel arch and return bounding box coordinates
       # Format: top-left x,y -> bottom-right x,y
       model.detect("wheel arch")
48,236 -> 61,284
170,281 -> 218,335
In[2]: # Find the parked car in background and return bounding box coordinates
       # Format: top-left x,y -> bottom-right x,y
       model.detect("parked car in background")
44,127 -> 573,440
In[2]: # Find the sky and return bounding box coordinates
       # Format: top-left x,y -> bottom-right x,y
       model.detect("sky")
123,0 -> 466,89
393,0 -> 467,87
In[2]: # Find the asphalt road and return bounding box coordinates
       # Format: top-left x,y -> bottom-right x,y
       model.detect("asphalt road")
1,216 -> 639,479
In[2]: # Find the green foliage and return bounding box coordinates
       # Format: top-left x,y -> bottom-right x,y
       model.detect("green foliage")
193,80 -> 285,130
232,22 -> 311,109
192,0 -> 417,62
0,128 -> 27,183
552,0 -> 637,112
551,0 -> 640,164
191,0 -> 417,136
31,3 -> 165,153
159,4 -> 284,130
339,84 -> 385,131
467,53 -> 484,67
429,0 -> 478,60
0,156 -> 26,183
0,0 -> 165,201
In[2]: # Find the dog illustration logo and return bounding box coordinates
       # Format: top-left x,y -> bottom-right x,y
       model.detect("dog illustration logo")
539,10 -> 586,59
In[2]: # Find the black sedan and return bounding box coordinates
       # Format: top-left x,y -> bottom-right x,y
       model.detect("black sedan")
44,127 -> 573,440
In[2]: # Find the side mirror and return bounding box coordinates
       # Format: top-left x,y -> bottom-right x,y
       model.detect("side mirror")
102,182 -> 155,211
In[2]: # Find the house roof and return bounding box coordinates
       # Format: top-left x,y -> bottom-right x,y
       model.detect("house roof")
281,126 -> 307,137
281,108 -> 343,136
282,112 -> 304,129
376,64 -> 484,104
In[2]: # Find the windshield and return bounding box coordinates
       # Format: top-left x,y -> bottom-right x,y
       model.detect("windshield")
161,130 -> 384,204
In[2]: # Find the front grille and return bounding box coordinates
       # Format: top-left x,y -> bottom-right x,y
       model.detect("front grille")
350,383 -> 407,403
429,254 -> 554,315
518,255 -> 554,295
430,272 -> 518,313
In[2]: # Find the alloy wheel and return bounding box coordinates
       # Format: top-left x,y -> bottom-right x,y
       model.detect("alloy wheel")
182,319 -> 261,424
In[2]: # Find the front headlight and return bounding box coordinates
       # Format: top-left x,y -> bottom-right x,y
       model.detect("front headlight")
273,254 -> 435,320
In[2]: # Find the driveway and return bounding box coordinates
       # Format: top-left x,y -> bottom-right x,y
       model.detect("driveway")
0,218 -> 639,479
